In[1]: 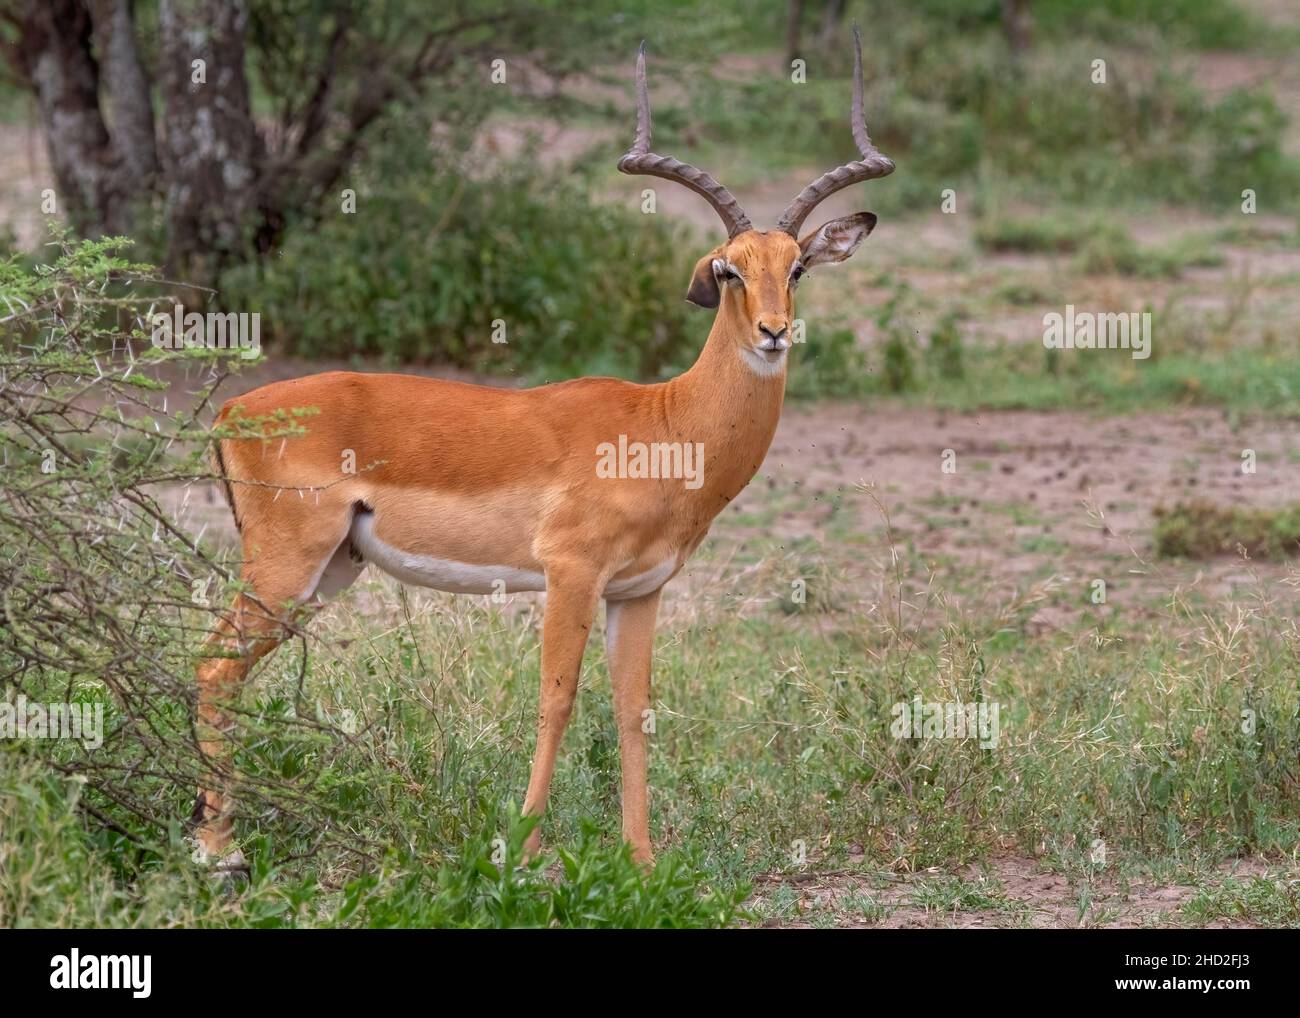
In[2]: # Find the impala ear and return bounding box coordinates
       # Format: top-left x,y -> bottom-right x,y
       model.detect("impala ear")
798,212 -> 877,268
686,253 -> 721,308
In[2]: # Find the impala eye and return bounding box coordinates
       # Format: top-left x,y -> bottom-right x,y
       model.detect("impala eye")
790,263 -> 806,285
711,259 -> 744,288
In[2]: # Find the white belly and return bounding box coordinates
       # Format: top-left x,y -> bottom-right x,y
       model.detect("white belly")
350,512 -> 546,594
349,513 -> 675,598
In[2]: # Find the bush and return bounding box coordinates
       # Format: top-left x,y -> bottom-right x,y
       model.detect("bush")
220,132 -> 702,378
691,5 -> 1299,216
1155,501 -> 1300,559
0,233 -> 370,901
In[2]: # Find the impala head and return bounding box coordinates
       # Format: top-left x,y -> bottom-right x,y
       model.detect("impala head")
618,26 -> 894,372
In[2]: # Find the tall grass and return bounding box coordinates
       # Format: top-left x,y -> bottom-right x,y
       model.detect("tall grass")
5,516 -> 1296,926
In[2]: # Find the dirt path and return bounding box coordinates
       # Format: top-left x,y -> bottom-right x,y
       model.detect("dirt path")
750,855 -> 1287,928
753,403 -> 1300,623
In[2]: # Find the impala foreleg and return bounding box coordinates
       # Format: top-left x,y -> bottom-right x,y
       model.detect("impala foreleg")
605,588 -> 661,865
521,568 -> 600,858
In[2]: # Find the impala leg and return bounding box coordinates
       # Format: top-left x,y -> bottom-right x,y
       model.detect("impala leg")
521,571 -> 600,859
193,592 -> 291,869
193,527 -> 360,869
605,588 -> 661,866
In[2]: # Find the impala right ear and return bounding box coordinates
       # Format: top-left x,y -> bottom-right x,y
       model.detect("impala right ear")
686,253 -> 721,308
798,212 -> 878,268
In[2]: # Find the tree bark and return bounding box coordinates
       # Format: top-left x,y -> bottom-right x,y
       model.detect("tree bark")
90,0 -> 159,188
15,0 -> 129,236
157,0 -> 260,285
785,0 -> 804,66
1002,0 -> 1033,59
817,0 -> 848,54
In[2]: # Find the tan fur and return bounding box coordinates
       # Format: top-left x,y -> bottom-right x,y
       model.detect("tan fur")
195,225 -> 868,866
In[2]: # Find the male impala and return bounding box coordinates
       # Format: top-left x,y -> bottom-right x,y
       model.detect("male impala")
195,30 -> 894,870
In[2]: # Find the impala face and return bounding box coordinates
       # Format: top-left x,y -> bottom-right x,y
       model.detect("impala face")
685,215 -> 880,374
688,231 -> 800,369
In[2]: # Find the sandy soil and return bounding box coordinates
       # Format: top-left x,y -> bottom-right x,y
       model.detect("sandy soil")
750,855 -> 1289,928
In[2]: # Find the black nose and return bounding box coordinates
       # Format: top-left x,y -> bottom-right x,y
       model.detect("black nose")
758,322 -> 787,341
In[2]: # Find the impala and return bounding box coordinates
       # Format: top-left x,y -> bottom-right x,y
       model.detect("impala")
195,29 -> 894,870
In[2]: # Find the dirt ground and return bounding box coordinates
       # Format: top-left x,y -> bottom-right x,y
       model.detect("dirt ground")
761,404 -> 1300,620
749,855 -> 1286,928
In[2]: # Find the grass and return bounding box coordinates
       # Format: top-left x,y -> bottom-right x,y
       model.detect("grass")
4,518 -> 1298,927
975,213 -> 1226,279
1155,501 -> 1300,559
1182,878 -> 1300,926
790,326 -> 1300,414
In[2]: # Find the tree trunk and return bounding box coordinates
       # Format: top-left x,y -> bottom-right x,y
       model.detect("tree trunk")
15,0 -> 129,236
785,0 -> 805,66
90,0 -> 159,188
817,0 -> 848,54
157,0 -> 260,286
1002,0 -> 1033,59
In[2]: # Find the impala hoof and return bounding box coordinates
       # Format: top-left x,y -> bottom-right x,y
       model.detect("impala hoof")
190,836 -> 249,879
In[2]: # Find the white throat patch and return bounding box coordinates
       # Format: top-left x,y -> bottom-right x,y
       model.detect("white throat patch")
740,346 -> 788,377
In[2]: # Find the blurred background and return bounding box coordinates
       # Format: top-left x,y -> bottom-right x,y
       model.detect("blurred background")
2,0 -> 1298,404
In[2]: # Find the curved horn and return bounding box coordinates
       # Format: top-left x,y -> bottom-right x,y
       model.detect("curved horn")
776,25 -> 894,237
617,42 -> 753,239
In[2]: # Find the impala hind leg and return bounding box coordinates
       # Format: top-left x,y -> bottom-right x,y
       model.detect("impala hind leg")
521,569 -> 600,859
604,588 -> 661,865
193,591 -> 293,870
193,531 -> 362,868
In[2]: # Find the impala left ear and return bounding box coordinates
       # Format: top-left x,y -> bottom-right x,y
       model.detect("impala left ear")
798,212 -> 878,268
685,252 -> 721,308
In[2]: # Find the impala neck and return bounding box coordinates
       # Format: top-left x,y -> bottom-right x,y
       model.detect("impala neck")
665,303 -> 787,506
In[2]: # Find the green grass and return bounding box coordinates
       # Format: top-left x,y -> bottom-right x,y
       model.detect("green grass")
1182,878 -> 1300,926
911,876 -> 1009,913
1155,501 -> 1300,559
790,328 -> 1300,415
4,547 -> 1297,927
975,214 -> 1226,279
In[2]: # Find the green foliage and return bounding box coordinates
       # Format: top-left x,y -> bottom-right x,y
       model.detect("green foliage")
1029,0 -> 1269,50
220,129 -> 700,377
979,213 -> 1224,278
0,232 -> 368,920
927,312 -> 965,380
976,213 -> 1111,254
785,326 -> 871,399
690,4 -> 1298,217
784,272 -> 1300,415
339,811 -> 741,929
1182,879 -> 1300,926
876,282 -> 919,393
1154,501 -> 1300,560
895,0 -> 1268,48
